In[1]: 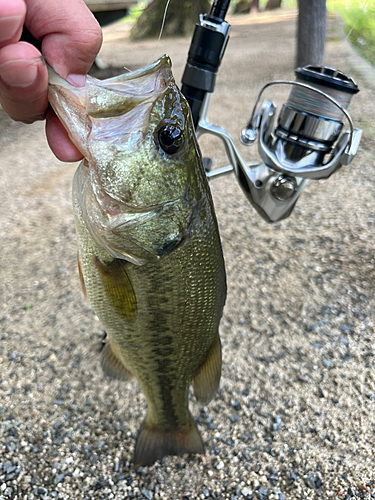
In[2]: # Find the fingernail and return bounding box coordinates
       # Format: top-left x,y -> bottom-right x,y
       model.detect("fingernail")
0,60 -> 38,88
67,74 -> 86,88
0,16 -> 24,42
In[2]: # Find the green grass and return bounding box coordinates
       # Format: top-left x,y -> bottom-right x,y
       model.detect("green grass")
120,0 -> 148,23
327,0 -> 375,66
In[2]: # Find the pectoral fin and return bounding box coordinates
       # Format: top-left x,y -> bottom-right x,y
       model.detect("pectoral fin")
193,335 -> 222,405
101,339 -> 133,381
77,253 -> 88,299
94,257 -> 137,321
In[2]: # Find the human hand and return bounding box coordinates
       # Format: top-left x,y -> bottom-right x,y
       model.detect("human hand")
0,0 -> 102,161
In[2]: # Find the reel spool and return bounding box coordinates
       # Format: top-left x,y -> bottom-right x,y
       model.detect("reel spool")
237,65 -> 362,222
274,66 -> 359,166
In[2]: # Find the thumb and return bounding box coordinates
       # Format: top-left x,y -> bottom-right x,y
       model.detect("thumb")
25,0 -> 102,79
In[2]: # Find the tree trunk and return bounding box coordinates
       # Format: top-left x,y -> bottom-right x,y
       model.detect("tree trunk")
296,0 -> 326,68
234,0 -> 259,14
265,0 -> 282,9
250,0 -> 260,13
131,0 -> 210,40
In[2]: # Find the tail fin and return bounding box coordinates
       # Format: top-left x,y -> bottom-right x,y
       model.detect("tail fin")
134,416 -> 204,467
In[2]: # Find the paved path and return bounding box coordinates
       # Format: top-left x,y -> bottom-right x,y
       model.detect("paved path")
1,10 -> 375,500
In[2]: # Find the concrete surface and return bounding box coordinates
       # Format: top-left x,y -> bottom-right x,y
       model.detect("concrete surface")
1,9 -> 375,500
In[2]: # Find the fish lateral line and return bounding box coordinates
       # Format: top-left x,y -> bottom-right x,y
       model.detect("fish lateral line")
66,53 -> 227,467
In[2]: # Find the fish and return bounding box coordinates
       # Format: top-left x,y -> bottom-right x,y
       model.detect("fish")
47,55 -> 227,467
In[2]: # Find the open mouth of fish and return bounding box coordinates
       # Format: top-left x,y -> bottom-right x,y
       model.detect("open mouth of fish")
48,55 -> 173,155
47,55 -> 182,265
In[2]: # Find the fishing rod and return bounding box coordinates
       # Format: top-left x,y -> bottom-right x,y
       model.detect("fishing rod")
181,0 -> 363,222
181,0 -> 231,128
21,0 -> 362,224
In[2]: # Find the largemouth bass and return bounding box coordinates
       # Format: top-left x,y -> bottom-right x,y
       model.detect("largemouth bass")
47,55 -> 227,466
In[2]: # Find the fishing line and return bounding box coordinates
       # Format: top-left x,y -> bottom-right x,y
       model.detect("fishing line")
287,82 -> 351,121
345,0 -> 368,42
149,0 -> 172,64
286,0 -> 367,121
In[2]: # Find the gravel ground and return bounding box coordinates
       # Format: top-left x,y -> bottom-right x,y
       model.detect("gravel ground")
1,9 -> 375,500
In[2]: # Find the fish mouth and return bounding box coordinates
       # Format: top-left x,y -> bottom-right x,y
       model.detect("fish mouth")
48,55 -> 174,157
85,55 -> 173,119
95,55 -> 172,84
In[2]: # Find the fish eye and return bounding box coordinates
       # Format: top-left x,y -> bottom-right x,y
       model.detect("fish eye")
157,125 -> 183,154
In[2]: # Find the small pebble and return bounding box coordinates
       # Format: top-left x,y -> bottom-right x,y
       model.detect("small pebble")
305,475 -> 316,489
257,486 -> 268,499
231,399 -> 242,411
272,416 -> 282,431
53,474 -> 64,485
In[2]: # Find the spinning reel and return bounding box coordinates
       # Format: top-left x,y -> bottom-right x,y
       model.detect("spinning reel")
204,65 -> 361,222
181,2 -> 362,222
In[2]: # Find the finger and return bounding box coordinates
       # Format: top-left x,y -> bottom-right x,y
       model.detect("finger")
0,41 -> 48,123
24,0 -> 102,161
0,0 -> 26,48
25,0 -> 102,79
46,108 -> 83,162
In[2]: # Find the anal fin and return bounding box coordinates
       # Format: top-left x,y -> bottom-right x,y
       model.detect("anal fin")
134,416 -> 204,467
101,339 -> 133,381
193,334 -> 222,405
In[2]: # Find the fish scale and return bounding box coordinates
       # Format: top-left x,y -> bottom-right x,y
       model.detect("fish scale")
48,54 -> 227,466
75,201 -> 224,426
